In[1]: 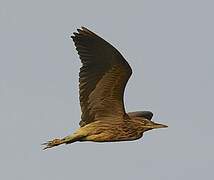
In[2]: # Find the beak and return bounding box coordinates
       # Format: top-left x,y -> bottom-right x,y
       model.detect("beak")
150,122 -> 168,129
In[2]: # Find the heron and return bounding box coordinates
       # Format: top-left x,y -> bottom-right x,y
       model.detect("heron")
42,27 -> 167,150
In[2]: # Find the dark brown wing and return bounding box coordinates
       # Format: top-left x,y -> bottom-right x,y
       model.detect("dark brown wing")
128,111 -> 153,120
71,27 -> 132,127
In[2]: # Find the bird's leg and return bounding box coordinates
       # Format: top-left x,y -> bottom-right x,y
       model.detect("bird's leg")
42,132 -> 84,150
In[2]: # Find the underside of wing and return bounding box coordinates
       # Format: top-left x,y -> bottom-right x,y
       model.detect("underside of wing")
128,111 -> 153,120
71,27 -> 132,127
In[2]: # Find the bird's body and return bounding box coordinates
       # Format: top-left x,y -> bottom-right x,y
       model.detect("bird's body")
78,117 -> 166,142
42,27 -> 167,150
67,119 -> 144,143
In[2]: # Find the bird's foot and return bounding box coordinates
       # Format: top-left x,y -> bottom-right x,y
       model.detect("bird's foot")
42,138 -> 63,150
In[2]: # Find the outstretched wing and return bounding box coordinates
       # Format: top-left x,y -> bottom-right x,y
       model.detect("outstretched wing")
71,27 -> 132,127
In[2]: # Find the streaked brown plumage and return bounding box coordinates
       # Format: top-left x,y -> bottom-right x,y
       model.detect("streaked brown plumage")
42,27 -> 167,150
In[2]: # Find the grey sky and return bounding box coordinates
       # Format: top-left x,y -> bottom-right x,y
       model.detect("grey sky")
0,0 -> 213,179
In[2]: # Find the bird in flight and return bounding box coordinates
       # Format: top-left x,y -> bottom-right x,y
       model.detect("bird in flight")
42,27 -> 167,150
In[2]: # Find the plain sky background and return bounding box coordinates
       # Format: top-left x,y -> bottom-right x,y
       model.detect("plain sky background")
0,0 -> 213,179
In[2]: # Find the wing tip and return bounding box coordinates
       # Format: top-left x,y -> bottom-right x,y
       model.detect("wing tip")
70,26 -> 85,39
71,26 -> 96,38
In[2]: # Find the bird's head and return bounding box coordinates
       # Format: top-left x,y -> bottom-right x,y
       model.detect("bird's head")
134,117 -> 168,132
